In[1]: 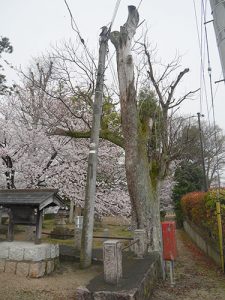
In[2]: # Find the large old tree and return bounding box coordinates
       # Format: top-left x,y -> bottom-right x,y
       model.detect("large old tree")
110,6 -> 156,249
110,6 -> 198,251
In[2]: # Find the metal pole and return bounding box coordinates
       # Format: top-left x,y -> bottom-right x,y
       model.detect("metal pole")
169,260 -> 175,287
80,27 -> 109,269
209,0 -> 225,80
197,113 -> 208,191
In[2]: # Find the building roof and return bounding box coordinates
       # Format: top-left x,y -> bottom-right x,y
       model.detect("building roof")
0,189 -> 64,210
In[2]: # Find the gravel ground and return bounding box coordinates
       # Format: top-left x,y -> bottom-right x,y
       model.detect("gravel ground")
152,229 -> 225,300
0,261 -> 102,300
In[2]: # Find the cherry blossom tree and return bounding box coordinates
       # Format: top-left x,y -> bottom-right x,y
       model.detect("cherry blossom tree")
0,90 -> 130,218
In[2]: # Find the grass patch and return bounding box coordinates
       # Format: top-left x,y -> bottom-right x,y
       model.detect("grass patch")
41,219 -> 132,249
42,218 -> 55,231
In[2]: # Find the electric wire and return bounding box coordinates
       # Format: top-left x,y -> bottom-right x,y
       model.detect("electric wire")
202,0 -> 212,119
214,71 -> 223,99
200,0 -> 204,113
109,0 -> 122,31
106,0 -> 144,80
64,0 -> 97,69
192,0 -> 211,124
208,68 -> 221,188
137,0 -> 143,10
64,0 -> 123,102
200,0 -> 221,189
193,0 -> 222,190
102,0 -> 122,92
202,0 -> 221,182
202,0 -> 212,126
107,50 -> 119,92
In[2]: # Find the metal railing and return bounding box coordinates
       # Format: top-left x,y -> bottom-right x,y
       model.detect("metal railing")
122,239 -> 139,251
41,231 -> 133,241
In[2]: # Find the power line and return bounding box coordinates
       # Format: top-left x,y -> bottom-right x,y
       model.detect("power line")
214,71 -> 223,98
193,0 -> 213,126
193,0 -> 222,191
64,0 -> 97,69
64,0 -> 122,92
200,0 -> 221,189
192,0 -> 211,123
109,0 -> 122,31
201,0 -> 211,126
137,0 -> 143,10
106,50 -> 119,92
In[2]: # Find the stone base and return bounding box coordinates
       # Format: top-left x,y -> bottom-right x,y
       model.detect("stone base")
76,252 -> 161,300
0,241 -> 59,278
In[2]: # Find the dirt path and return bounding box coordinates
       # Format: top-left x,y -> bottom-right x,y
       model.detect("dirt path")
152,229 -> 225,299
0,261 -> 102,300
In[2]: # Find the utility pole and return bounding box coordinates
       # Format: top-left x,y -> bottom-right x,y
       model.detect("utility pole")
208,0 -> 225,273
80,26 -> 109,269
197,112 -> 208,192
209,0 -> 225,80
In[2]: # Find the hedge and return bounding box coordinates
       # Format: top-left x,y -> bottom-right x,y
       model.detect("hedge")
181,189 -> 225,242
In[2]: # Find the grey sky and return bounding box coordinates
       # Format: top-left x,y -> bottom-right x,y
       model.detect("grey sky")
1,0 -> 225,130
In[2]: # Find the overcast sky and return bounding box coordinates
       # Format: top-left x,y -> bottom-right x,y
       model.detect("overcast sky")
1,0 -> 225,130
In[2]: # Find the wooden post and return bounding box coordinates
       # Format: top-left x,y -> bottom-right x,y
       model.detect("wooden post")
35,210 -> 43,244
80,26 -> 109,269
69,200 -> 75,224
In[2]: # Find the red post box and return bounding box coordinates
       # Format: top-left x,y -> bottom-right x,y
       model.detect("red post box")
161,221 -> 177,261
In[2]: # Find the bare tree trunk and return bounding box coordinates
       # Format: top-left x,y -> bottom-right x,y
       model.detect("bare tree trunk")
110,6 -> 160,251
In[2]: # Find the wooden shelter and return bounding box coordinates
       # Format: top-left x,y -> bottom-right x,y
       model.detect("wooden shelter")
0,189 -> 64,244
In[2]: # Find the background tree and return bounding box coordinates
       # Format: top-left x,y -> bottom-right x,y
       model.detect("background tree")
177,121 -> 225,186
0,37 -> 13,95
0,88 -> 130,217
172,161 -> 204,227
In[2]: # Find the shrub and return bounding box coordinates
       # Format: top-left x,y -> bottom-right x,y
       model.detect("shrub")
181,191 -> 205,225
181,189 -> 225,243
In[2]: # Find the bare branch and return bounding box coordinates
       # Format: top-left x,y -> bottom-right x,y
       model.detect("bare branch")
168,88 -> 200,109
166,68 -> 189,105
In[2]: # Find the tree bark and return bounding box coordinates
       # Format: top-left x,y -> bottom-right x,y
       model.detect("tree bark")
110,6 -> 161,251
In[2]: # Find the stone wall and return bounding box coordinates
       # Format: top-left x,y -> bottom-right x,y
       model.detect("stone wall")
183,220 -> 221,266
0,241 -> 59,278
